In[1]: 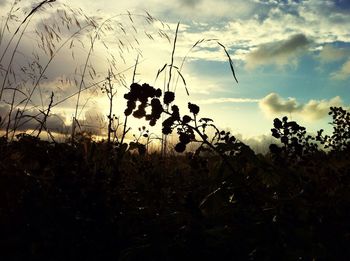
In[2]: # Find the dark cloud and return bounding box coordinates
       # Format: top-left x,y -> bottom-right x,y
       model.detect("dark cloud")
0,104 -> 68,134
259,92 -> 301,114
245,34 -> 311,69
0,102 -> 108,137
179,0 -> 203,7
275,34 -> 309,54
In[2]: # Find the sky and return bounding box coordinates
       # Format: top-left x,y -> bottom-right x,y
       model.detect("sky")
0,0 -> 350,151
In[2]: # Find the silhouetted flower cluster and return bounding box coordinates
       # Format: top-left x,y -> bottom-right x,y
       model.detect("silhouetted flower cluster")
125,82 -> 248,158
163,91 -> 175,105
162,105 -> 180,135
174,126 -> 196,153
172,103 -> 202,152
188,102 -> 199,115
161,104 -> 197,152
124,83 -> 163,126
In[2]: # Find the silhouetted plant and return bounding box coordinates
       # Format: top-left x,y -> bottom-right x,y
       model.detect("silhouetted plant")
121,21 -> 241,158
35,91 -> 55,140
128,126 -> 150,155
153,22 -> 239,156
316,106 -> 350,152
123,81 -> 252,180
101,70 -> 118,144
269,116 -> 318,161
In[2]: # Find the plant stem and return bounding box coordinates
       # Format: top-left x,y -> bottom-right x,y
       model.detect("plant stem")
36,91 -> 54,138
107,71 -> 113,144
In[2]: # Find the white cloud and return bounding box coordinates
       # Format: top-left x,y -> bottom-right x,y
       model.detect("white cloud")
52,0 -> 350,69
242,134 -> 272,154
66,0 -> 256,23
302,96 -> 343,120
259,92 -> 344,120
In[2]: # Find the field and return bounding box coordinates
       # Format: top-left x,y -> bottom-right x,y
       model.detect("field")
1,107 -> 350,260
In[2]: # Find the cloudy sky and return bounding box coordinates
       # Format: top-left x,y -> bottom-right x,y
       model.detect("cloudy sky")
1,0 -> 350,147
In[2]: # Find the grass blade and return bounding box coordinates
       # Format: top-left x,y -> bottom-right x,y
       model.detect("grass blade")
217,41 -> 238,84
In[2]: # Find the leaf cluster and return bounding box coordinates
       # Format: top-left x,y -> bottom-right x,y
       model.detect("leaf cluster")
316,106 -> 350,152
269,116 -> 318,161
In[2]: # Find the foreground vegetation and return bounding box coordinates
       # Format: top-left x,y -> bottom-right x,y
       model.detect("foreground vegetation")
0,106 -> 349,261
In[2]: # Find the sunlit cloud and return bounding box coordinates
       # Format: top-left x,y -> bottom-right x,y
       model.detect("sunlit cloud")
301,96 -> 343,120
259,92 -> 344,120
241,134 -> 272,154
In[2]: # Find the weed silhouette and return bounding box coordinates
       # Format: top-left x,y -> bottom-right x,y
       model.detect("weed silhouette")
269,116 -> 319,162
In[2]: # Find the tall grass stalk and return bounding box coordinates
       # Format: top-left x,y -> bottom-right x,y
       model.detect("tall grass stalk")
0,0 -> 17,48
11,64 -> 138,135
161,22 -> 179,157
1,1 -> 169,142
0,0 -> 56,101
15,24 -> 93,137
104,70 -> 116,144
36,91 -> 54,138
71,12 -> 163,142
120,55 -> 139,146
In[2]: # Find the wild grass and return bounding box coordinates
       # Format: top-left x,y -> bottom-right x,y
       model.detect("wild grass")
0,0 -> 169,141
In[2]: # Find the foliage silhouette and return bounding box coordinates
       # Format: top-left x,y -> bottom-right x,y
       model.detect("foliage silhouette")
269,116 -> 319,162
1,108 -> 349,260
316,106 -> 350,152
